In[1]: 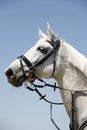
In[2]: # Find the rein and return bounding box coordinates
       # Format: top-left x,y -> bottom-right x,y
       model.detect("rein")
24,79 -> 87,130
24,78 -> 64,105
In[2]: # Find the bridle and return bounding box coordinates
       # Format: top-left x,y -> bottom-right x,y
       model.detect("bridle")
17,39 -> 60,81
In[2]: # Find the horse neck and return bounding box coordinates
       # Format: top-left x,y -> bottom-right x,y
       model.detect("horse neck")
54,62 -> 87,91
53,41 -> 87,125
54,41 -> 87,91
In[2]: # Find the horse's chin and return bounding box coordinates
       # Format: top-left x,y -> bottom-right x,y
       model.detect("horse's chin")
6,75 -> 24,87
7,74 -> 36,87
8,78 -> 23,87
11,82 -> 23,87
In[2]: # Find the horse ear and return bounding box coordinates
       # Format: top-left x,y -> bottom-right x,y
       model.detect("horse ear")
38,28 -> 46,39
47,23 -> 57,40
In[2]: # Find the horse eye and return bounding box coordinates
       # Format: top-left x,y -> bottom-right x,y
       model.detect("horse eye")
37,47 -> 48,54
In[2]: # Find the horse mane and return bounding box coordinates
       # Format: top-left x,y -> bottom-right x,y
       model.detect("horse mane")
62,40 -> 87,78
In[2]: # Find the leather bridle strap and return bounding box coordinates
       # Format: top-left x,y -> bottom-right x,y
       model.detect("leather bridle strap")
78,120 -> 87,130
18,40 -> 60,78
18,55 -> 33,68
34,40 -> 60,69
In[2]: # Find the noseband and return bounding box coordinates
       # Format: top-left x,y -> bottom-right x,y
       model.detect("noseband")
18,39 -> 60,80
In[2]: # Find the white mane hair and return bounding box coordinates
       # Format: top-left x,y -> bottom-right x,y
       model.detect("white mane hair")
61,40 -> 87,78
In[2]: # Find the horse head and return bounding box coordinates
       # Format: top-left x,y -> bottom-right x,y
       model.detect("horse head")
5,24 -> 61,87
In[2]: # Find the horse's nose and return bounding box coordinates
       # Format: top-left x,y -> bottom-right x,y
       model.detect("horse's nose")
5,68 -> 14,79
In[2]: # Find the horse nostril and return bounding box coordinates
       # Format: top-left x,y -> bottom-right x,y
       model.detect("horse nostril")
5,69 -> 14,78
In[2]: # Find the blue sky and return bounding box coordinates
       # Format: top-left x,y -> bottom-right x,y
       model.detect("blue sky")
0,0 -> 87,130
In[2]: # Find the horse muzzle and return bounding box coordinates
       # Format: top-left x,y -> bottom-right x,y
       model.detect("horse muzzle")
5,67 -> 36,87
5,68 -> 24,87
